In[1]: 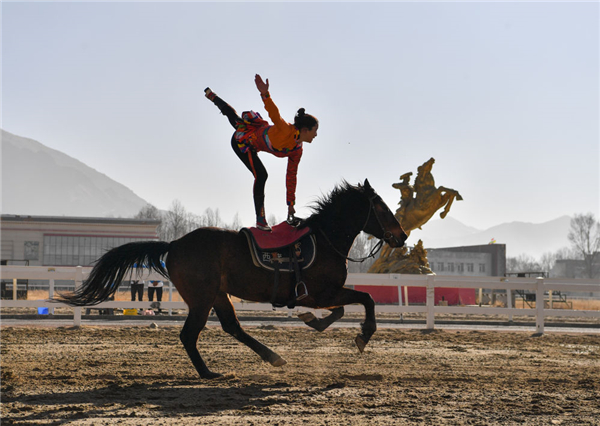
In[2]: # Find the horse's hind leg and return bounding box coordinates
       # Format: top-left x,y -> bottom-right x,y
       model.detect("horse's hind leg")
213,292 -> 286,367
318,288 -> 377,353
180,307 -> 222,379
298,307 -> 344,332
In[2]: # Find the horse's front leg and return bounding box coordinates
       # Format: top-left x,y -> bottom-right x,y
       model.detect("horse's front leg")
298,307 -> 344,332
439,193 -> 453,219
303,288 -> 376,353
438,187 -> 463,218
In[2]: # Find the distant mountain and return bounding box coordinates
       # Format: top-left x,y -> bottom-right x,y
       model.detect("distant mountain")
1,129 -> 574,258
409,216 -> 572,259
1,129 -> 149,218
409,217 -> 480,240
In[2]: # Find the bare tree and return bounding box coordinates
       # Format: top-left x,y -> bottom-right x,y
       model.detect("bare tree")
506,254 -> 541,274
164,200 -> 190,241
229,213 -> 243,230
539,251 -> 559,277
554,246 -> 582,260
135,200 -> 252,240
568,213 -> 600,278
134,204 -> 166,240
204,208 -> 223,227
134,204 -> 161,220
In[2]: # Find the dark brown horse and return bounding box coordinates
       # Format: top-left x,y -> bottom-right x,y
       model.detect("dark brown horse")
57,180 -> 407,379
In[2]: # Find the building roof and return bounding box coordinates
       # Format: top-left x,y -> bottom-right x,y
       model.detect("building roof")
0,214 -> 161,226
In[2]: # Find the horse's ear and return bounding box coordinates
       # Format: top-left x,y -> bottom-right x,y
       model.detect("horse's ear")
364,179 -> 372,190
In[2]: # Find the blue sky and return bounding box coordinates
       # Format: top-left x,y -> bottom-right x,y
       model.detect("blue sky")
2,1 -> 598,230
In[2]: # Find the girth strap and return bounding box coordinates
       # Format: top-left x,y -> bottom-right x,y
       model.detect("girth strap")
269,249 -> 308,309
270,262 -> 281,307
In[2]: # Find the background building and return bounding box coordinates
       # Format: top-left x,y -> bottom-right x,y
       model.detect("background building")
552,256 -> 600,280
427,244 -> 506,277
1,215 -> 160,267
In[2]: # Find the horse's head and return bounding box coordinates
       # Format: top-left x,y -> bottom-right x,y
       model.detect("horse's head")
361,179 -> 408,248
417,157 -> 435,175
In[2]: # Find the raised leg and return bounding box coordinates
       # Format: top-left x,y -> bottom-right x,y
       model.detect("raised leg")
305,288 -> 376,353
438,188 -> 463,218
231,136 -> 269,223
439,194 -> 453,219
213,292 -> 286,367
439,186 -> 463,201
180,307 -> 222,379
298,307 -> 345,332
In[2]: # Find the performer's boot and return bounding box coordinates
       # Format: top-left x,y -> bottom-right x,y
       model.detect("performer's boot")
205,88 -> 237,115
205,88 -> 241,127
256,207 -> 271,232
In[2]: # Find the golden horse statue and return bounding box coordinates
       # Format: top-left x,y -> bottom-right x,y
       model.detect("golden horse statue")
392,157 -> 462,236
368,157 -> 462,274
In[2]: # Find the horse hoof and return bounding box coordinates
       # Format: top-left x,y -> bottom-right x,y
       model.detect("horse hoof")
202,371 -> 224,380
271,356 -> 287,367
298,312 -> 316,323
355,335 -> 367,353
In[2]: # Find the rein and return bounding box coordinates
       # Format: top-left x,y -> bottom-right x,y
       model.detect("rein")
318,194 -> 393,263
319,228 -> 384,263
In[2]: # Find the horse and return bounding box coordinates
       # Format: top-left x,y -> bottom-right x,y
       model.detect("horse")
392,157 -> 462,235
56,179 -> 408,379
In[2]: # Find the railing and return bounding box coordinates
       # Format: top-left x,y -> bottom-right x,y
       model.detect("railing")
344,274 -> 599,333
1,266 -> 598,333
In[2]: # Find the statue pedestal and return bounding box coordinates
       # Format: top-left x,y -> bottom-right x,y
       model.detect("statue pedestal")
368,240 -> 432,274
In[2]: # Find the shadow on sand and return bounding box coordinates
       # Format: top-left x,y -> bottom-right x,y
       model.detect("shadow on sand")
3,378 -> 299,425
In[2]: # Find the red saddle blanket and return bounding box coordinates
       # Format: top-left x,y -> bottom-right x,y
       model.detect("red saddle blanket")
245,221 -> 311,250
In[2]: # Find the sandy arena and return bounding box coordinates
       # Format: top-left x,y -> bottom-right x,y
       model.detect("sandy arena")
1,324 -> 599,425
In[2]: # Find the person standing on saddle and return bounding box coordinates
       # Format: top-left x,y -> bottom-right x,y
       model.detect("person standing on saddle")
205,74 -> 319,231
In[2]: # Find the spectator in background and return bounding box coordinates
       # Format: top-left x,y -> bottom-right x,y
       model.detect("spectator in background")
148,280 -> 164,313
131,279 -> 144,301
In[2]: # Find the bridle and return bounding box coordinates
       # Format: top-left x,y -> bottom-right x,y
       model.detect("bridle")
319,193 -> 401,263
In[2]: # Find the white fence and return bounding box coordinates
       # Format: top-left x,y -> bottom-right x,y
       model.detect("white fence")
1,266 -> 599,333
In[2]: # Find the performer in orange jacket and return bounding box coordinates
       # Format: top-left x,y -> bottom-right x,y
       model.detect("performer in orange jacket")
205,74 -> 318,231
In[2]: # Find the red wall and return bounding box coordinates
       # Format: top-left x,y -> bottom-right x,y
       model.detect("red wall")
353,285 -> 476,305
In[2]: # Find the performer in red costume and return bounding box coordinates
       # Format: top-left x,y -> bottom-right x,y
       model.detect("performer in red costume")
205,74 -> 318,231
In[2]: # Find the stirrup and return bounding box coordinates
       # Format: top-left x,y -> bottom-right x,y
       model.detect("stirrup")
295,281 -> 308,301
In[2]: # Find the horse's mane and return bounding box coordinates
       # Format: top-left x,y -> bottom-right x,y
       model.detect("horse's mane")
300,181 -> 367,230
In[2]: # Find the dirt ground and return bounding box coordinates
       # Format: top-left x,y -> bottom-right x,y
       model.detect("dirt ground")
1,324 -> 599,425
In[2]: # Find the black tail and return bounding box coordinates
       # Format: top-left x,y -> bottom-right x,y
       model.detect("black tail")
55,241 -> 171,306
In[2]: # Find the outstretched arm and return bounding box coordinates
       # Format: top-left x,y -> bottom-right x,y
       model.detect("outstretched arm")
285,150 -> 302,217
255,74 -> 286,128
255,74 -> 269,95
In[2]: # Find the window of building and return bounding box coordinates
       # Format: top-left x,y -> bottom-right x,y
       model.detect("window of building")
479,263 -> 486,273
448,263 -> 454,272
457,263 -> 464,273
467,263 -> 474,273
24,241 -> 39,260
43,235 -> 151,266
437,262 -> 444,272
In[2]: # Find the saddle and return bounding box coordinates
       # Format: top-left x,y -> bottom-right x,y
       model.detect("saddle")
241,222 -> 316,309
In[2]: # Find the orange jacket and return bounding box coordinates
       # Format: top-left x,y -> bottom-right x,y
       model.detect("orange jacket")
235,92 -> 303,206
261,93 -> 300,152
